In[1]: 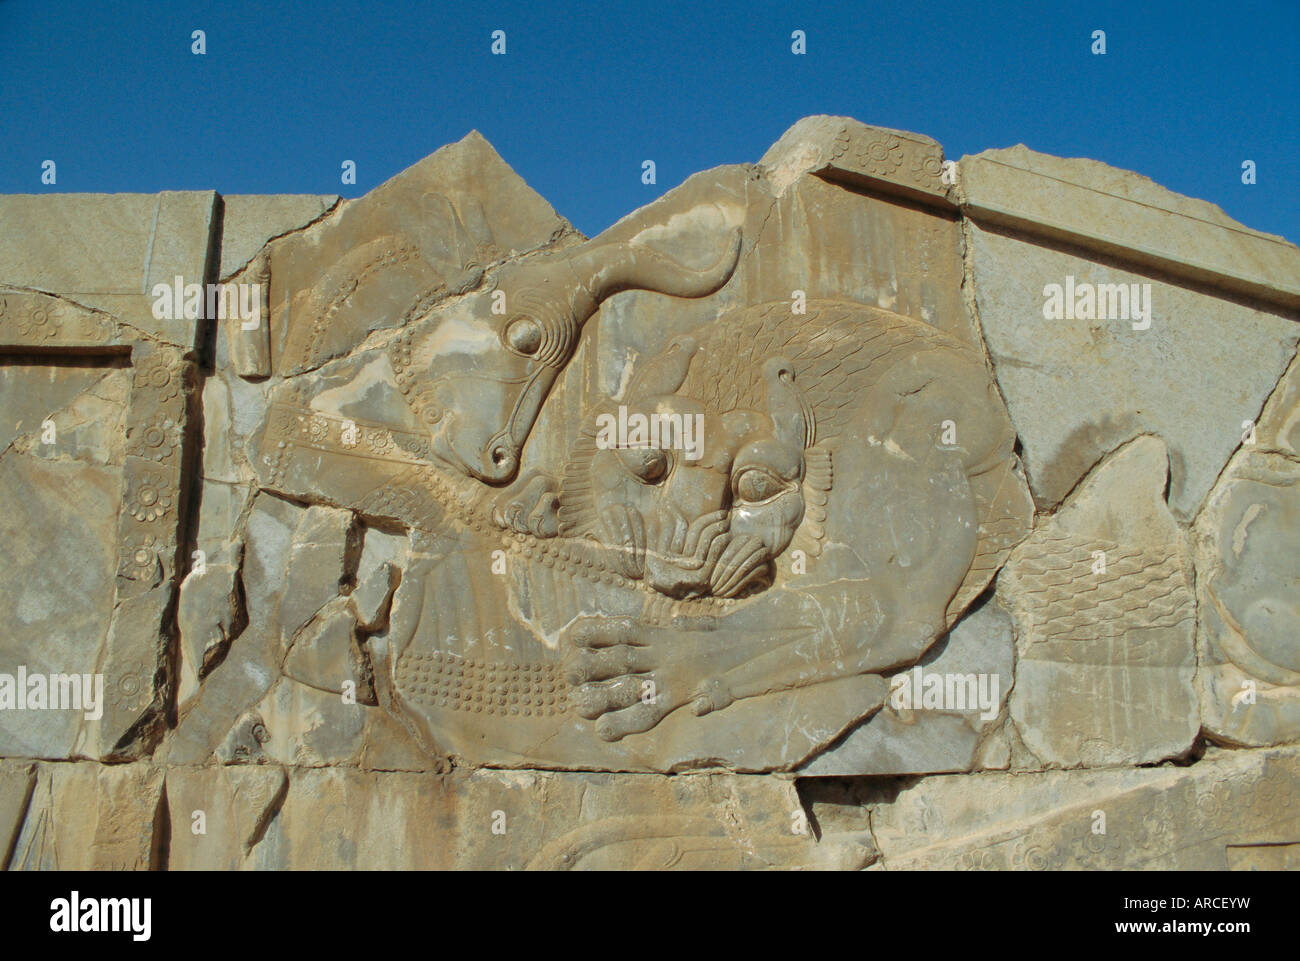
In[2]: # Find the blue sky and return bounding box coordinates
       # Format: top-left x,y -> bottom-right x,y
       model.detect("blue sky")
1,0 -> 1296,240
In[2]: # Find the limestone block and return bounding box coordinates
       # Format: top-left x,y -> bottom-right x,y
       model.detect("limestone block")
114,345 -> 196,591
0,191 -> 218,347
282,598 -> 368,699
1004,436 -> 1199,767
960,145 -> 1300,310
163,765 -> 288,871
239,492 -> 302,637
277,505 -> 359,645
218,193 -> 338,279
162,494 -> 300,764
351,560 -> 398,632
229,675 -> 367,767
356,707 -> 438,772
0,358 -> 189,762
9,367 -> 133,467
0,287 -> 124,355
184,767 -> 873,870
176,541 -> 246,711
259,131 -> 573,377
799,595 -> 1015,775
1194,354 -> 1300,746
968,221 -> 1298,519
81,582 -> 175,760
868,745 -> 1300,869
225,249 -> 273,378
8,763 -> 163,870
0,447 -> 120,759
0,762 -> 35,870
206,692 -> 426,771
194,371 -> 260,558
759,115 -> 954,207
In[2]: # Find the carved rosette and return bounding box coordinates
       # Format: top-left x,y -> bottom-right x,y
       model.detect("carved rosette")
0,287 -> 118,348
114,343 -> 191,594
125,411 -> 183,467
0,289 -> 196,758
826,125 -> 949,200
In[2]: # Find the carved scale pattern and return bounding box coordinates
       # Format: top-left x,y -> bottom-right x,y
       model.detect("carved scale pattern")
1006,530 -> 1193,644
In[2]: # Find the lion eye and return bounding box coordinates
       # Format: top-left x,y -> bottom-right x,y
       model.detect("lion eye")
618,446 -> 669,484
505,317 -> 543,355
733,467 -> 786,504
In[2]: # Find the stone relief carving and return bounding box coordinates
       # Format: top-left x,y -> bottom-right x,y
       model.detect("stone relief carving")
3,116 -> 1297,870
249,253 -> 1033,768
1194,352 -> 1300,747
257,225 -> 743,487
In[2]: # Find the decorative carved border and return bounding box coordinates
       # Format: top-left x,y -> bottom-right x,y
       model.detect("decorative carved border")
0,285 -> 197,758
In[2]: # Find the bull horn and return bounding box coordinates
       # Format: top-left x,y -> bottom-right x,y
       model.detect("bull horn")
570,228 -> 741,303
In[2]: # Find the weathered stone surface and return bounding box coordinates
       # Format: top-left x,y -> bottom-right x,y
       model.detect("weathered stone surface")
277,505 -> 359,646
218,193 -> 339,278
0,441 -> 121,758
2,117 -> 1297,869
82,581 -> 175,759
1194,351 -> 1300,747
0,762 -> 36,870
0,287 -> 124,355
1003,436 -> 1199,767
960,145 -> 1300,310
162,766 -> 870,870
799,595 -> 1015,775
161,494 -> 299,765
162,764 -> 288,871
229,674 -> 367,767
760,114 -> 954,207
193,372 -> 258,560
1254,347 -> 1300,456
865,745 -> 1300,870
0,292 -> 198,769
282,599 -> 364,697
7,763 -> 163,870
176,542 -> 245,711
5,365 -> 132,464
0,191 -> 218,347
351,560 -> 399,631
254,131 -> 574,379
968,222 -> 1299,519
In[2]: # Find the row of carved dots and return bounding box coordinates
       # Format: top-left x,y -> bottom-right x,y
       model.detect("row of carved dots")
399,653 -> 568,714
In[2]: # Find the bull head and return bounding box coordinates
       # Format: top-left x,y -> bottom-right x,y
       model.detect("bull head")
421,228 -> 742,483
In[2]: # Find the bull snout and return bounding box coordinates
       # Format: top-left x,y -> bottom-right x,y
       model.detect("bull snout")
478,437 -> 519,483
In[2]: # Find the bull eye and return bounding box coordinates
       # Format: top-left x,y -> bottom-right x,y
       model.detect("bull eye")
618,446 -> 669,484
733,467 -> 787,505
505,317 -> 543,356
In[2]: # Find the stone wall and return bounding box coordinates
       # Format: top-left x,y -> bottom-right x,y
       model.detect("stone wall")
1,116 -> 1296,870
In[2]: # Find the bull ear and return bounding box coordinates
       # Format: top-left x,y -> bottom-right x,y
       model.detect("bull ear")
762,357 -> 815,450
626,337 -> 697,401
569,228 -> 741,304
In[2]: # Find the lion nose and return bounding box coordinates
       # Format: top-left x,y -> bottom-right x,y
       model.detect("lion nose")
644,561 -> 715,599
